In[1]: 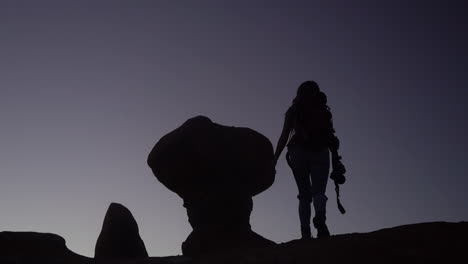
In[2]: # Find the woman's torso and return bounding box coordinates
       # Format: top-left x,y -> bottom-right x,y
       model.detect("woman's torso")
287,104 -> 333,151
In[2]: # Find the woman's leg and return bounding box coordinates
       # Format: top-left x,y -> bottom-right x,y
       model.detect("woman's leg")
309,148 -> 331,238
287,147 -> 313,238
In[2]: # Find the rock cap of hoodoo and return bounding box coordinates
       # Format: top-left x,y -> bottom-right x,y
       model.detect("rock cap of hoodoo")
147,115 -> 275,199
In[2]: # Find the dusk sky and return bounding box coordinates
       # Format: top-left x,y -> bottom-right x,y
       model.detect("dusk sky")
1,0 -> 467,257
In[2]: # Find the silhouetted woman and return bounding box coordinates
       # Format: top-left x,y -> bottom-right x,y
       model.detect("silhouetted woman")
273,81 -> 345,239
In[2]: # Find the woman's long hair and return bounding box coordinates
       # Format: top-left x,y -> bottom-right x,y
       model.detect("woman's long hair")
287,81 -> 335,136
291,81 -> 329,109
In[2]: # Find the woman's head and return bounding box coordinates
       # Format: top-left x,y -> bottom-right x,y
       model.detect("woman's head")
297,81 -> 320,98
293,81 -> 326,106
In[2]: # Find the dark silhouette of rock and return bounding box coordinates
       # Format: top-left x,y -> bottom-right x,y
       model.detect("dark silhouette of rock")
1,221 -> 466,263
94,202 -> 148,259
0,231 -> 89,264
147,116 -> 276,256
197,222 -> 468,264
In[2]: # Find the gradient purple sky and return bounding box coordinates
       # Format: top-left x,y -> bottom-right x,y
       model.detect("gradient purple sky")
1,0 -> 467,257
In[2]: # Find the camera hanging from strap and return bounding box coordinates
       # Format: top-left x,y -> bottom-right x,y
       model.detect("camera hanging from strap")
334,181 -> 346,214
330,155 -> 347,214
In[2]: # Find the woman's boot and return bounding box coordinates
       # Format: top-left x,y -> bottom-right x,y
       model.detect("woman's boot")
313,212 -> 330,238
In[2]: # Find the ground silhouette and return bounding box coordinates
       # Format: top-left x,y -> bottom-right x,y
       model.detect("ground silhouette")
0,231 -> 89,264
1,221 -> 466,263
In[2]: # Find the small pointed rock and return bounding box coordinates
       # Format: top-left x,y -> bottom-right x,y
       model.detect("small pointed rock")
94,203 -> 148,259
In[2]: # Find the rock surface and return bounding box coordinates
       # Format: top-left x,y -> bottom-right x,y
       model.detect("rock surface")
147,116 -> 276,256
198,221 -> 468,264
0,231 -> 89,264
1,222 -> 467,263
94,203 -> 149,259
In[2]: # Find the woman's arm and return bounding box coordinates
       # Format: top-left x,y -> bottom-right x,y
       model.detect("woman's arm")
273,113 -> 293,165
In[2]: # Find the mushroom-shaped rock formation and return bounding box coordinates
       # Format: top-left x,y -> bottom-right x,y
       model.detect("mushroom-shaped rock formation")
147,116 -> 276,256
95,203 -> 148,259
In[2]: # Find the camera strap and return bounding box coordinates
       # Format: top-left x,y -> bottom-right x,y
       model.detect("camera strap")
335,181 -> 346,214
